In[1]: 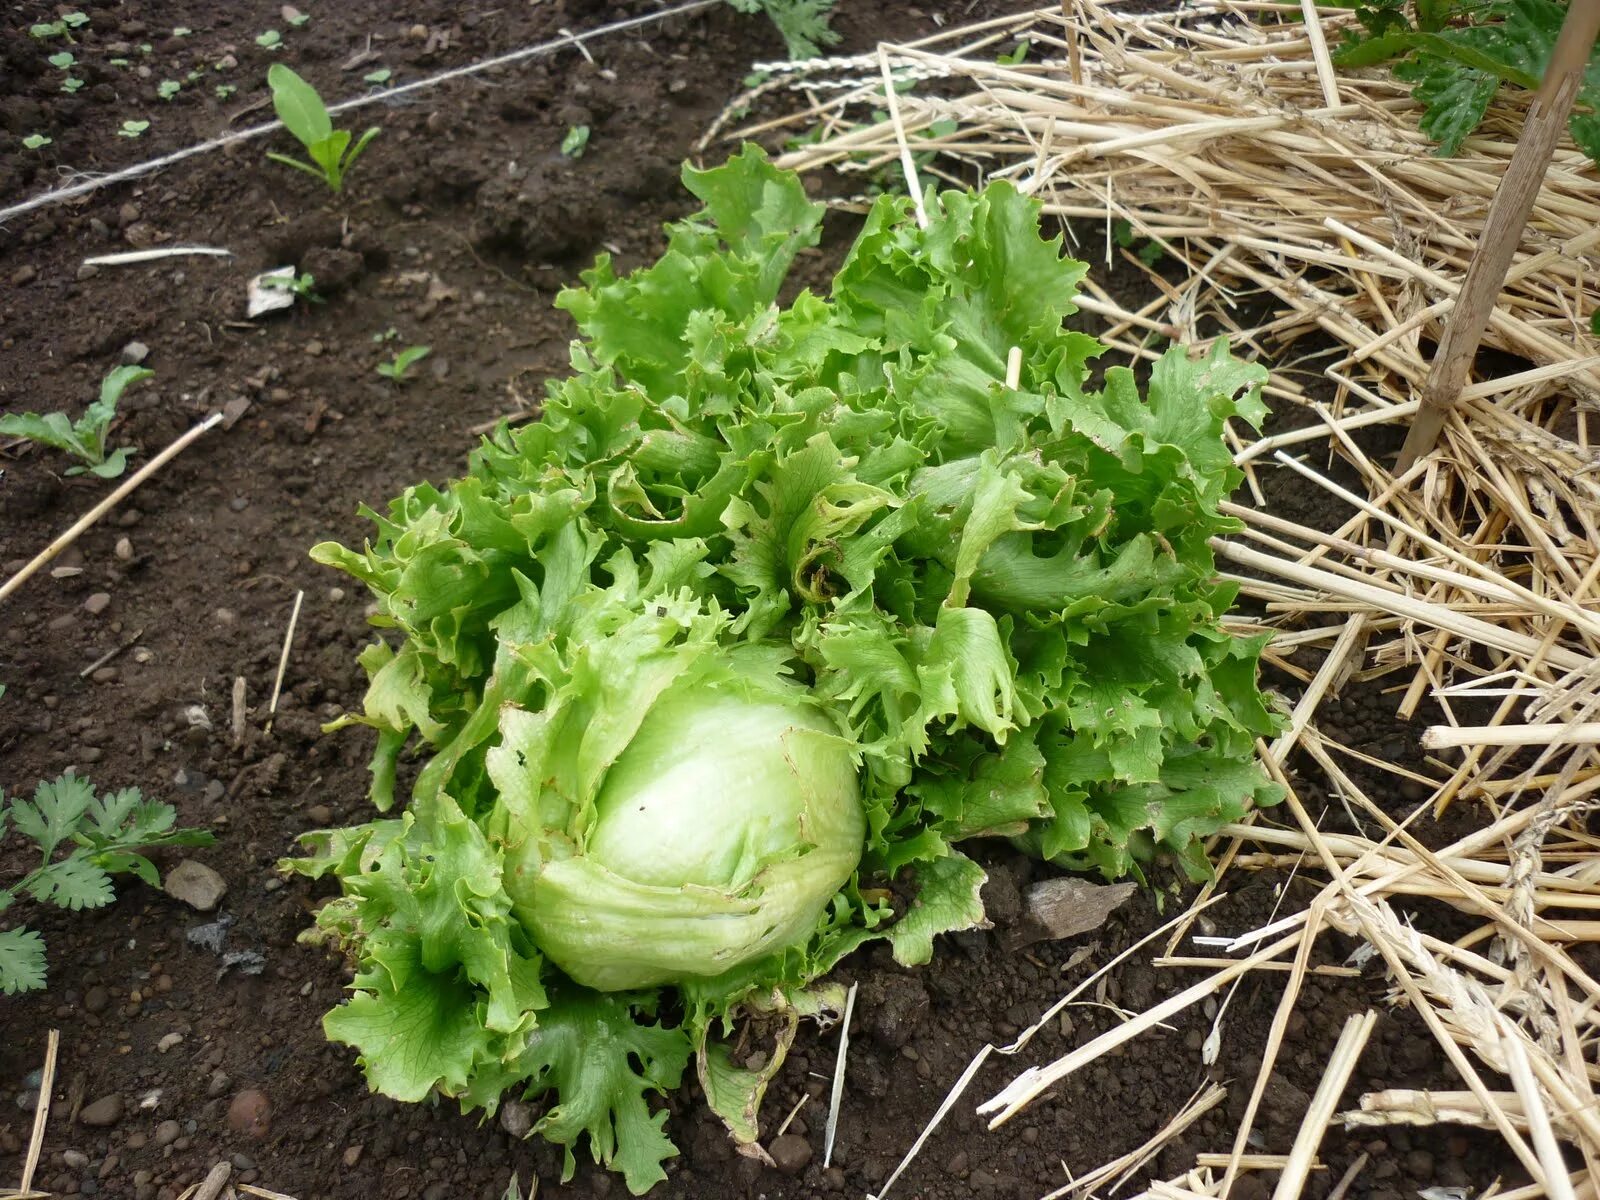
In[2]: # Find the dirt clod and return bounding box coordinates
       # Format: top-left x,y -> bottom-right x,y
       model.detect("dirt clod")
226,1089 -> 271,1139
768,1133 -> 812,1175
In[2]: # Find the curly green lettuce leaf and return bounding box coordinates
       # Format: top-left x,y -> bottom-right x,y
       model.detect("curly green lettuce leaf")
296,146 -> 1284,1186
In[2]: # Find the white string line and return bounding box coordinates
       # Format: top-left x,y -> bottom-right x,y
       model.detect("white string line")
0,0 -> 720,227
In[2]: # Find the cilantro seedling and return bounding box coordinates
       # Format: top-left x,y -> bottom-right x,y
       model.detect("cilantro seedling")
265,64 -> 380,193
61,77 -> 84,94
286,8 -> 310,27
22,133 -> 52,150
157,79 -> 181,100
375,345 -> 431,382
0,365 -> 153,479
727,0 -> 839,59
256,29 -> 283,50
117,119 -> 150,138
561,124 -> 591,158
363,67 -> 392,85
372,326 -> 399,343
47,51 -> 75,69
216,83 -> 238,99
0,773 -> 214,995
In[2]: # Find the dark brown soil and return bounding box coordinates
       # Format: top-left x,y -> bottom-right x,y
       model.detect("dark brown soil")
1,4 -> 1520,1199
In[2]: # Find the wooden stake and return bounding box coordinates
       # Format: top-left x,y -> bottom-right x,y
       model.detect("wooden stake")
1396,0 -> 1600,470
0,413 -> 223,604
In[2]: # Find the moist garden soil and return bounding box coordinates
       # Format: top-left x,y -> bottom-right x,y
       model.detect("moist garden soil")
0,2 -> 1524,1198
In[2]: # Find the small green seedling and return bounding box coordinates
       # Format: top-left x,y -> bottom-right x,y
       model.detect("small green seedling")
47,51 -> 75,69
256,29 -> 283,50
173,25 -> 193,37
265,271 -> 322,304
376,345 -> 431,382
372,326 -> 399,344
216,83 -> 238,99
285,7 -> 310,27
60,77 -> 84,94
0,773 -> 214,995
22,134 -> 52,150
29,12 -> 88,41
363,67 -> 392,85
157,79 -> 181,100
266,64 -> 380,194
1113,218 -> 1166,268
117,119 -> 150,138
0,366 -> 153,479
560,124 -> 591,158
996,39 -> 1031,65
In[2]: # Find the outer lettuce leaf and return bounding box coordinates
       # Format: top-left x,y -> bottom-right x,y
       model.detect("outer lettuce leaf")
294,146 -> 1285,1188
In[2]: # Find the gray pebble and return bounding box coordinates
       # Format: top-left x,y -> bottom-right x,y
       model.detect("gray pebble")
164,860 -> 227,911
769,1133 -> 812,1175
499,1100 -> 533,1139
152,1119 -> 180,1148
78,1094 -> 124,1128
120,341 -> 150,366
63,1150 -> 89,1169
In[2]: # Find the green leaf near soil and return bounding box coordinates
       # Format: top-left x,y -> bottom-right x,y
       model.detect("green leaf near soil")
1337,0 -> 1600,158
293,146 -> 1284,1192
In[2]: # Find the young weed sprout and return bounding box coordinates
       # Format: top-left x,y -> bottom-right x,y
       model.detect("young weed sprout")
0,365 -> 153,479
375,345 -> 430,382
265,64 -> 380,194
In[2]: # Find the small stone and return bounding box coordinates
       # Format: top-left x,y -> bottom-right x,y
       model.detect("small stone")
768,1134 -> 812,1175
92,667 -> 119,684
498,1100 -> 533,1139
342,1145 -> 363,1167
84,985 -> 110,1014
79,1094 -> 124,1128
408,22 -> 428,40
84,593 -> 112,615
157,1033 -> 184,1054
152,1119 -> 181,1148
77,264 -> 100,282
305,804 -> 332,826
117,202 -> 141,227
11,265 -> 37,286
303,339 -> 324,357
164,860 -> 227,912
206,1071 -> 231,1099
63,1149 -> 89,1169
115,538 -> 134,561
227,1089 -> 271,1139
120,341 -> 150,366
213,607 -> 236,625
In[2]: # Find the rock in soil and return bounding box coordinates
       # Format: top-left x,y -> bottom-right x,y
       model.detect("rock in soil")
164,860 -> 227,911
78,1094 -> 124,1128
226,1089 -> 271,1139
768,1133 -> 813,1175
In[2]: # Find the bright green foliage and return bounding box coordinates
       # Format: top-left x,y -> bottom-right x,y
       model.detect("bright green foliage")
1337,0 -> 1600,159
291,148 -> 1281,1191
265,64 -> 379,193
561,125 -> 591,158
727,0 -> 839,59
0,365 -> 153,479
375,345 -> 431,381
0,774 -> 214,995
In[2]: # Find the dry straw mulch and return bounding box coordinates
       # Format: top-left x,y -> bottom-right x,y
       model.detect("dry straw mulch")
710,4 -> 1600,1196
